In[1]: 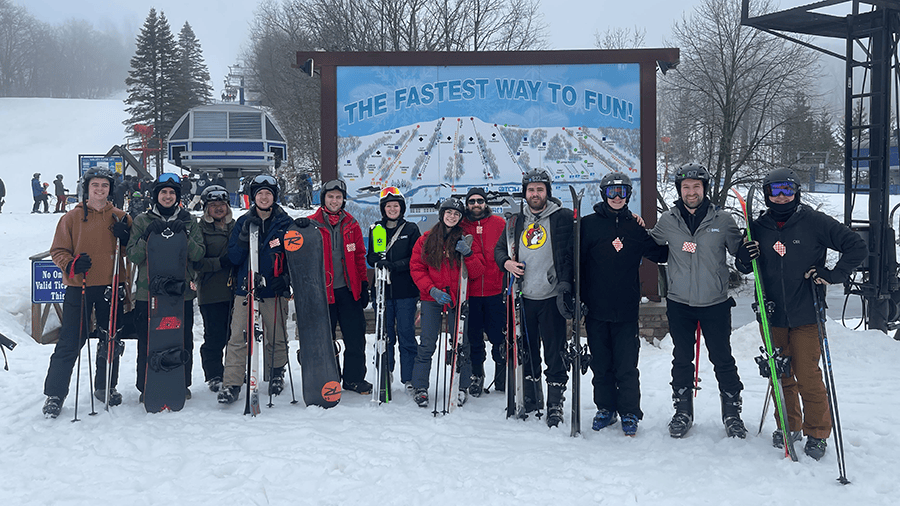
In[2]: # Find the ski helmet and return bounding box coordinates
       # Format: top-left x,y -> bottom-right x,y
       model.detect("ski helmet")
600,172 -> 633,202
33,173 -> 40,178
249,173 -> 279,201
56,174 -> 63,180
674,163 -> 710,197
522,169 -> 552,198
379,186 -> 406,218
152,172 -> 182,204
762,168 -> 800,192
200,185 -> 229,207
320,179 -> 348,210
439,197 -> 466,222
81,167 -> 116,199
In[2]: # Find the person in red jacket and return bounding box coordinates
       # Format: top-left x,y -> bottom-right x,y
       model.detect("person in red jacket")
460,187 -> 507,397
308,179 -> 371,394
409,197 -> 484,408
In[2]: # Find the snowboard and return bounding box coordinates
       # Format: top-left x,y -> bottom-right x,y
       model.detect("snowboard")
144,226 -> 188,413
284,222 -> 342,408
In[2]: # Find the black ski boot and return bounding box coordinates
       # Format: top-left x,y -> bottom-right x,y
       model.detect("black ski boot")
804,436 -> 827,460
545,382 -> 566,428
772,429 -> 803,449
468,375 -> 484,398
93,388 -> 123,406
217,385 -> 241,404
524,375 -> 545,414
668,387 -> 694,438
42,396 -> 63,418
721,391 -> 748,439
268,367 -> 285,396
493,361 -> 506,392
414,388 -> 429,408
207,377 -> 223,393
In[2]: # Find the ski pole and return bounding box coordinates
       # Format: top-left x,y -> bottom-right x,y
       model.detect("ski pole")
72,273 -> 88,423
105,218 -> 121,410
433,304 -> 449,417
276,296 -> 298,404
693,322 -> 701,397
758,379 -> 772,435
267,297 -> 278,408
86,328 -> 97,416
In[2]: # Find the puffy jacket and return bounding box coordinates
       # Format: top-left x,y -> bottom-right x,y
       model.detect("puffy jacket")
194,206 -> 236,305
228,205 -> 293,299
366,218 -> 421,300
580,202 -> 668,322
309,207 -> 367,304
461,210 -> 506,297
126,207 -> 205,301
410,230 -> 485,306
53,179 -> 67,196
735,203 -> 866,328
650,199 -> 741,307
50,201 -> 130,288
32,177 -> 42,198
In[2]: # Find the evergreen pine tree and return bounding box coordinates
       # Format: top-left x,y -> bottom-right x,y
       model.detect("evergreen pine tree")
123,8 -> 179,175
173,22 -> 212,119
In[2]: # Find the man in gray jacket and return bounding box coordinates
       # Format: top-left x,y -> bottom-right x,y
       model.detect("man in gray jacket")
650,163 -> 747,439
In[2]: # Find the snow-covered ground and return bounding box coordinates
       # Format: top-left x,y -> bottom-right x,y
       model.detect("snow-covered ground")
2,98 -> 899,505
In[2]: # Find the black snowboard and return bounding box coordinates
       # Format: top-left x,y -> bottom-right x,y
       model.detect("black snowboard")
284,223 -> 341,408
144,228 -> 188,413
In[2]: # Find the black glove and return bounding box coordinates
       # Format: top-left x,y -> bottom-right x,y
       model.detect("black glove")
736,240 -> 760,265
141,219 -> 168,240
219,254 -> 233,270
267,276 -> 288,294
167,219 -> 186,235
374,260 -> 392,271
556,282 -> 574,319
294,217 -> 311,228
806,266 -> 839,285
455,238 -> 473,257
111,220 -> 131,243
68,254 -> 92,275
359,282 -> 370,308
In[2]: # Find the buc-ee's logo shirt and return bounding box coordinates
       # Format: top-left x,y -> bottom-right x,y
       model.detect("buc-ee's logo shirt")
521,223 -> 547,250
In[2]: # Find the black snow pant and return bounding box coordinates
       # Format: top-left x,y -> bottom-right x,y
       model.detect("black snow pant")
467,294 -> 507,377
43,284 -> 123,400
330,286 -> 367,384
666,297 -> 743,395
135,298 -> 195,392
199,300 -> 232,382
585,317 -> 642,419
522,296 -> 568,391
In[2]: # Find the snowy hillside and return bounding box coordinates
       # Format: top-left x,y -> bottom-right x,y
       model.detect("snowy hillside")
2,98 -> 899,505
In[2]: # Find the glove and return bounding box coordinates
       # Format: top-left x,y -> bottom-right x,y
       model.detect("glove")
237,217 -> 261,247
430,287 -> 452,305
359,281 -> 370,309
267,276 -> 288,294
67,254 -> 92,275
805,266 -> 838,285
374,260 -> 392,271
736,240 -> 760,265
111,220 -> 131,243
141,219 -> 168,240
556,282 -> 574,319
455,238 -> 473,257
294,217 -> 311,228
167,219 -> 186,235
219,254 -> 233,270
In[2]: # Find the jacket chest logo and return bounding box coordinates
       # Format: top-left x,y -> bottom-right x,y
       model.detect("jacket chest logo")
346,243 -> 356,252
773,241 -> 786,256
612,237 -> 623,252
476,226 -> 483,234
682,241 -> 697,253
521,223 -> 546,249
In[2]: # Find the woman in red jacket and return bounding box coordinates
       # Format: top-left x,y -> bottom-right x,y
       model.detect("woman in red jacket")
409,198 -> 484,408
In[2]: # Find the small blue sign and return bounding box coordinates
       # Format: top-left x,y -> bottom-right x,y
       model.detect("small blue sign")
32,260 -> 66,304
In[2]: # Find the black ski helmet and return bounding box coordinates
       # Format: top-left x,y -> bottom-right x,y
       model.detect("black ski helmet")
379,186 -> 406,218
81,168 -> 116,200
200,185 -> 229,206
763,168 -> 801,196
600,172 -> 633,203
522,169 -> 552,198
320,179 -> 348,210
248,174 -> 279,201
152,172 -> 182,204
56,174 -> 63,180
674,163 -> 710,197
439,197 -> 466,223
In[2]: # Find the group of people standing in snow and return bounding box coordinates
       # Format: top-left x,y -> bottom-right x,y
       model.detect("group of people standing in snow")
39,164 -> 865,462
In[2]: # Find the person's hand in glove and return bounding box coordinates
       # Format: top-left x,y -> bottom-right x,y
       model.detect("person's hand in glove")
556,281 -> 574,319
359,281 -> 370,308
455,238 -> 473,257
111,220 -> 131,243
374,260 -> 392,271
805,266 -> 836,285
736,240 -> 760,265
219,254 -> 233,270
141,219 -> 168,240
267,275 -> 289,294
167,219 -> 186,235
67,254 -> 92,276
237,215 -> 262,247
430,287 -> 452,305
294,217 -> 311,228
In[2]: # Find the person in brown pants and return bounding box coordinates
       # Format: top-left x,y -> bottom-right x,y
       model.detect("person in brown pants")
735,168 -> 866,460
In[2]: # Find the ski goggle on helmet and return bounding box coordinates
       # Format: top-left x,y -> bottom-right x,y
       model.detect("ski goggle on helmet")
157,172 -> 181,184
380,186 -> 402,199
764,181 -> 798,198
604,185 -> 629,200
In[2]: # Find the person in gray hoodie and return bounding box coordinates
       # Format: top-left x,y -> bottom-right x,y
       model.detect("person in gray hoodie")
494,169 -> 574,428
650,163 -> 746,439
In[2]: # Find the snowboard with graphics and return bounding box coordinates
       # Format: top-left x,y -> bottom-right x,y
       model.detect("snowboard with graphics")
284,222 -> 342,408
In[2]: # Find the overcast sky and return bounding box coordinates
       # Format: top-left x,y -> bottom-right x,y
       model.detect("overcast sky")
24,0 -> 849,107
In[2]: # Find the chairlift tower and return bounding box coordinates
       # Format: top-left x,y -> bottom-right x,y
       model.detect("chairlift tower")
742,0 -> 900,333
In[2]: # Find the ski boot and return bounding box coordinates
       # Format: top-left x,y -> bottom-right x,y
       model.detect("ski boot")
668,387 -> 694,438
343,380 -> 373,395
592,408 -> 619,431
621,413 -> 639,437
458,389 -> 469,406
207,377 -> 223,393
545,382 -> 566,428
93,388 -> 123,406
269,367 -> 285,396
217,385 -> 241,404
493,361 -> 506,392
42,396 -> 63,419
721,391 -> 748,439
414,388 -> 429,408
804,436 -> 827,460
772,429 -> 803,448
468,375 -> 484,398
524,375 -> 545,414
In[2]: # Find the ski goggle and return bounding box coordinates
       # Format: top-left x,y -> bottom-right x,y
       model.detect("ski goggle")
158,172 -> 181,184
251,174 -> 277,186
604,185 -> 630,200
380,186 -> 402,199
203,189 -> 229,203
323,179 -> 347,193
765,181 -> 798,198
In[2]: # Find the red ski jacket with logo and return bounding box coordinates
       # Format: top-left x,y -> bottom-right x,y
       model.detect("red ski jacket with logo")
461,211 -> 506,297
310,208 -> 367,304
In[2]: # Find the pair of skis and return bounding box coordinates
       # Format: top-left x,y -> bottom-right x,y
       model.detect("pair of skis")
433,235 -> 472,415
244,223 -> 264,416
371,224 -> 392,404
505,211 -> 527,420
565,186 -> 590,437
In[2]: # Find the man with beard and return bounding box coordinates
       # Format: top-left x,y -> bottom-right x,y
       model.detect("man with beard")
460,187 -> 507,396
494,170 -> 574,428
650,163 -> 746,439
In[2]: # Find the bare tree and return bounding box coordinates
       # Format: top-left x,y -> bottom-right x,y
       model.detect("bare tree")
657,0 -> 821,207
594,26 -> 646,50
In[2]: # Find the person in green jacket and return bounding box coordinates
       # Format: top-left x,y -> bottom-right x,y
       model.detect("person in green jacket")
126,173 -> 205,401
193,185 -> 236,393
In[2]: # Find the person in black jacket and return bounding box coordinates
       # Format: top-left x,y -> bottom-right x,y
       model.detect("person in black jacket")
735,168 -> 866,460
366,187 -> 422,391
581,173 -> 668,436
